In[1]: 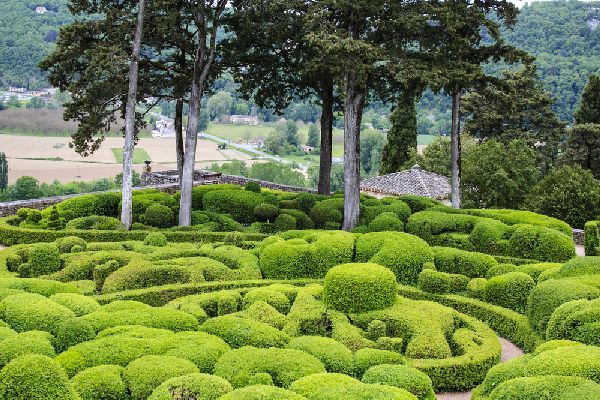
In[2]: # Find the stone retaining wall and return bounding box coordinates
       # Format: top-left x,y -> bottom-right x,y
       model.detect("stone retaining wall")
0,170 -> 314,217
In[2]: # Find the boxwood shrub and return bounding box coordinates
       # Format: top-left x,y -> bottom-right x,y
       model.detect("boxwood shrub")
0,355 -> 78,399
362,364 -> 436,400
148,373 -> 232,400
200,315 -> 290,348
546,297 -> 600,346
508,225 -> 575,262
487,375 -> 600,400
482,272 -> 535,313
368,212 -> 404,232
55,236 -> 87,253
0,331 -> 55,368
20,243 -> 61,278
585,221 -> 600,256
71,365 -> 129,400
323,263 -> 398,313
432,246 -> 497,278
214,347 -> 325,388
286,336 -> 354,374
123,355 -> 199,400
219,385 -> 307,400
417,269 -> 469,295
203,190 -> 264,223
353,348 -> 405,378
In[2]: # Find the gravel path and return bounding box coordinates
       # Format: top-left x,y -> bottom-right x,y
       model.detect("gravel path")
435,337 -> 524,400
576,245 -> 585,257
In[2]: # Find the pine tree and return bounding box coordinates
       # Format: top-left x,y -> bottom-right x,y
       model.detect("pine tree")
380,93 -> 417,174
0,152 -> 7,192
574,74 -> 600,124
307,124 -> 320,148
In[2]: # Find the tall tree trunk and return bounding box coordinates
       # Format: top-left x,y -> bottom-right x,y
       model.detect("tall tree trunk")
318,76 -> 334,195
451,89 -> 461,209
174,98 -> 184,187
342,71 -> 365,231
120,0 -> 146,230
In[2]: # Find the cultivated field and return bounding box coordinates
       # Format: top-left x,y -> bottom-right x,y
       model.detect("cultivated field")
0,134 -> 257,184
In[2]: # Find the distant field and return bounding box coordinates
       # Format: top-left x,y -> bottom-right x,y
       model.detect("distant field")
111,148 -> 151,164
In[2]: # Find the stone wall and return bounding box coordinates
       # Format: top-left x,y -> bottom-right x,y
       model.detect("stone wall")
0,170 -> 314,217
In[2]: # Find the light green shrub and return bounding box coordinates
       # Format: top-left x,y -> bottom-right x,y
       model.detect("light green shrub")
483,272 -> 535,313
286,336 -> 354,374
546,298 -> 600,346
219,385 -> 307,400
203,190 -> 264,223
144,232 -> 167,246
417,269 -> 469,294
362,364 -> 436,400
49,293 -> 100,316
508,225 -> 575,262
200,315 -> 290,348
140,205 -> 175,229
71,365 -> 129,400
432,246 -> 497,278
55,236 -> 87,253
148,373 -> 232,400
0,331 -> 55,368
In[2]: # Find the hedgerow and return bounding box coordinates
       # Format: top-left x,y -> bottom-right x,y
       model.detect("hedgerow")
0,331 -> 55,368
508,225 -> 575,262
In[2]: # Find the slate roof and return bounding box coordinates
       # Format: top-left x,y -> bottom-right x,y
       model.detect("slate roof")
360,165 -> 451,199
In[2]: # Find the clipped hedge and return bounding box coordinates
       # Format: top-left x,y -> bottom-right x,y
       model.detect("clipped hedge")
546,297 -> 600,346
220,385 -> 307,400
214,347 -> 326,388
148,373 -> 232,400
362,364 -> 436,400
483,272 -> 535,313
286,336 -> 354,375
432,246 -> 497,278
200,315 -> 290,348
71,365 -> 129,400
584,220 -> 600,256
323,263 -> 398,313
508,225 -> 575,262
203,190 -> 264,223
418,269 -> 469,295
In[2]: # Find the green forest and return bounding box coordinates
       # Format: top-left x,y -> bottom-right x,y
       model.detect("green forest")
1,0 -> 599,123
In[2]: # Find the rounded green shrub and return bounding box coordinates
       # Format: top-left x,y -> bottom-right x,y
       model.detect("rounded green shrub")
323,263 -> 397,313
524,344 -> 600,382
214,346 -> 325,388
245,181 -> 262,193
368,212 -> 404,232
0,331 -> 55,368
355,232 -> 434,284
417,269 -> 469,294
200,315 -> 290,348
49,293 -> 100,316
140,204 -> 175,228
432,246 -> 497,278
546,298 -> 600,346
275,213 -> 297,231
290,372 -> 418,400
66,216 -> 125,230
362,364 -> 436,400
243,288 -> 291,314
548,257 -> 600,279
144,232 -> 168,247
148,373 -> 232,400
353,348 -> 405,377
508,225 -> 576,262
20,243 -> 61,278
475,355 -> 533,396
0,354 -> 78,400
286,336 -> 354,374
219,385 -> 307,400
253,203 -> 279,222
55,236 -> 87,253
467,278 -> 488,299
527,278 -> 600,334
309,198 -> 344,229
489,376 -> 600,400
203,189 -> 264,223
123,355 -> 199,400
280,209 -> 315,230
485,264 -> 517,279
483,272 -> 535,313
0,292 -> 75,334
71,365 -> 129,400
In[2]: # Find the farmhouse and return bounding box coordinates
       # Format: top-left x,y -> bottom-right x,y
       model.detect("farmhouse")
230,115 -> 259,125
35,6 -> 47,14
360,164 -> 451,200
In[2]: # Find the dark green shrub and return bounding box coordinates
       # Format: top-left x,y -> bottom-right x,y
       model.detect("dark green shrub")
55,192 -> 121,220
485,264 -> 517,279
362,364 -> 436,400
214,347 -> 325,388
585,221 -> 600,256
295,193 -> 319,214
398,195 -> 443,213
546,257 -> 600,279
368,212 -> 404,232
309,198 -> 344,228
148,373 -> 232,400
66,216 -> 125,230
220,385 -> 307,400
527,277 -> 600,334
200,315 -> 290,348
546,298 -> 600,346
280,209 -> 315,229
274,214 -> 296,231
355,232 -> 434,284
47,207 -> 65,230
245,181 -> 262,193
203,190 -> 264,223
174,184 -> 241,210
123,355 -> 199,400
243,288 -> 291,314
253,203 -> 279,222
417,269 -> 469,294
323,263 -> 397,313
55,236 -> 87,253
508,225 -> 576,262
432,246 -> 497,278
20,243 -> 61,278
144,232 -> 168,246
469,219 -> 510,255
71,365 -> 129,400
140,205 -> 175,228
0,354 -> 79,400
286,336 -> 354,374
483,272 -> 535,313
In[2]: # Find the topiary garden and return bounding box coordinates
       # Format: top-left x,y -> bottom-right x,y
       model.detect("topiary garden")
0,184 -> 597,399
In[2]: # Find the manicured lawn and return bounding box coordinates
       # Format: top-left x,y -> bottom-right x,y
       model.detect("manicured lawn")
111,148 -> 151,164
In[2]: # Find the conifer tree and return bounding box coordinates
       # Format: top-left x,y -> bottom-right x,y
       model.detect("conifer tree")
0,152 -> 7,193
380,92 -> 417,174
574,74 -> 600,124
